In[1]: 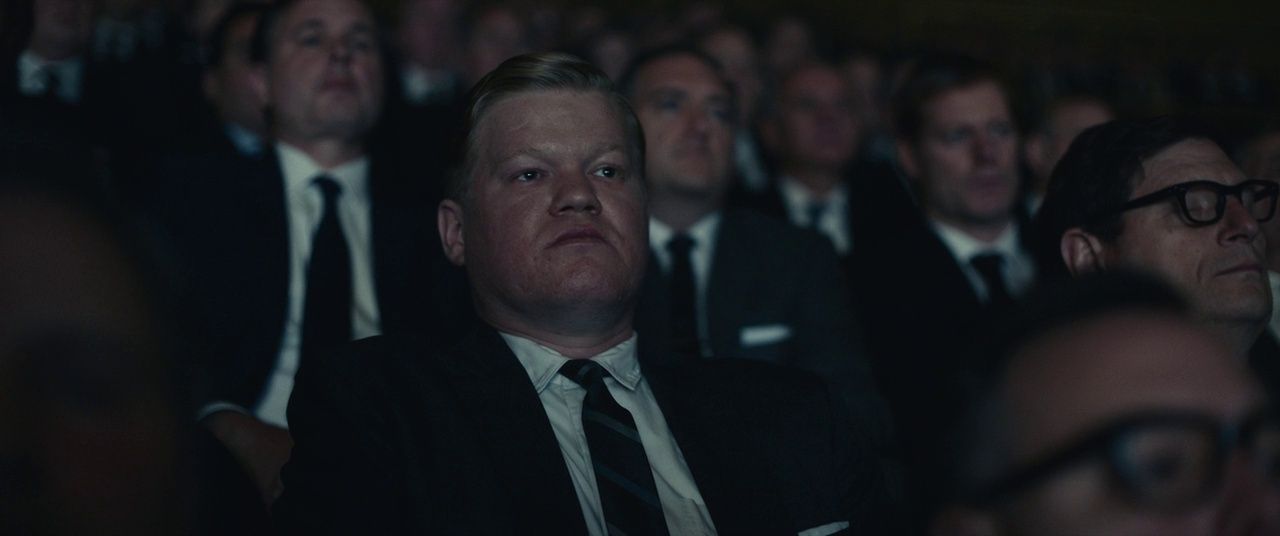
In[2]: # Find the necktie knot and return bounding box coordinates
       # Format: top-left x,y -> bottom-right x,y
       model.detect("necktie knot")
559,359 -> 609,389
970,252 -> 1004,274
313,175 -> 342,204
666,233 -> 694,257
807,201 -> 828,228
970,252 -> 1014,308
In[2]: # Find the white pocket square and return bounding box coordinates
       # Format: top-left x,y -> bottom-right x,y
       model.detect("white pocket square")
740,324 -> 792,347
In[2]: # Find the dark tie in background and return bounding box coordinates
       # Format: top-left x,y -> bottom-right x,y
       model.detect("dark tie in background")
559,360 -> 670,536
806,200 -> 827,230
665,234 -> 699,358
970,252 -> 1013,310
299,176 -> 352,365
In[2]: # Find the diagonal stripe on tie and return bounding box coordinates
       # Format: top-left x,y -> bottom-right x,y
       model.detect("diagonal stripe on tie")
583,408 -> 644,442
559,359 -> 670,536
593,463 -> 663,507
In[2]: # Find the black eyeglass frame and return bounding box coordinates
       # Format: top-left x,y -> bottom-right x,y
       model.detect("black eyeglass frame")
1118,179 -> 1280,226
970,409 -> 1278,509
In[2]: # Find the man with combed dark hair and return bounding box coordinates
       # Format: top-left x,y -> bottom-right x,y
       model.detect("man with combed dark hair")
1034,117 -> 1277,370
275,52 -> 884,535
142,0 -> 460,505
930,272 -> 1280,536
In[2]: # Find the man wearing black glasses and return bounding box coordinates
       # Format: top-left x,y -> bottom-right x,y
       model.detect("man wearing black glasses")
930,273 -> 1280,536
1035,117 -> 1279,366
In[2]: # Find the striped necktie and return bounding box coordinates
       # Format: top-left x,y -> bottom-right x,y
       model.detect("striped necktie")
559,360 -> 670,535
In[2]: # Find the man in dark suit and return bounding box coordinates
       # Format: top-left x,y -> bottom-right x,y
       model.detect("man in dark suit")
848,54 -> 1036,495
143,0 -> 463,504
617,47 -> 891,453
275,52 -> 885,535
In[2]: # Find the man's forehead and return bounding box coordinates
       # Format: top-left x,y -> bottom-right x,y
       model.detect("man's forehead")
923,81 -> 1010,123
1133,138 -> 1244,194
1006,311 -> 1258,454
636,55 -> 729,97
477,91 -> 627,161
280,0 -> 376,30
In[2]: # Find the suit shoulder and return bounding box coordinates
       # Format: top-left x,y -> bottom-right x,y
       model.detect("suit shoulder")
720,208 -> 834,256
656,358 -> 832,405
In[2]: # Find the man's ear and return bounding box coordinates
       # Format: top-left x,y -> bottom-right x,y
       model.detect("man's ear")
929,506 -> 1000,536
248,63 -> 270,112
897,140 -> 920,180
1061,227 -> 1107,275
437,199 -> 466,266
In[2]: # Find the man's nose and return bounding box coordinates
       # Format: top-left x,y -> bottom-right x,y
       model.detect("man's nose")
1220,195 -> 1261,243
329,38 -> 354,63
973,133 -> 1000,163
553,172 -> 601,215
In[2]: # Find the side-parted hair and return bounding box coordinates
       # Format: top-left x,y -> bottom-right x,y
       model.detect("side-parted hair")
1031,116 -> 1214,273
892,52 -> 1007,143
446,52 -> 645,204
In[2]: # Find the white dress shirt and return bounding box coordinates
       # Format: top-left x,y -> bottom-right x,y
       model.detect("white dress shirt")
17,50 -> 83,103
501,333 -> 717,536
931,221 -> 1035,303
254,143 -> 382,427
777,177 -> 852,255
649,214 -> 721,357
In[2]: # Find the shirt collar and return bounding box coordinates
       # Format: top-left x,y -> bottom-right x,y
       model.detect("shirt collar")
1269,271 -> 1280,333
276,142 -> 370,203
931,219 -> 1020,263
17,50 -> 83,101
501,332 -> 642,393
649,212 -> 721,255
778,176 -> 848,207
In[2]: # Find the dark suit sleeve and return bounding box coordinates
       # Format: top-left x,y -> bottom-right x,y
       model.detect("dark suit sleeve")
272,337 -> 406,535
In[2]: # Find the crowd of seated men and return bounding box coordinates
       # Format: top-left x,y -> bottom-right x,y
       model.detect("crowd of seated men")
2,0 -> 1280,534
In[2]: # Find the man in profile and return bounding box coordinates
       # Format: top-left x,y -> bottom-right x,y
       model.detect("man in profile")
1035,117 -> 1277,390
931,273 -> 1280,536
275,52 -> 884,535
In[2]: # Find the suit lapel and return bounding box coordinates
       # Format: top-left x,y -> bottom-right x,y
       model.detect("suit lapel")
443,327 -> 589,534
705,212 -> 752,359
645,364 -> 791,534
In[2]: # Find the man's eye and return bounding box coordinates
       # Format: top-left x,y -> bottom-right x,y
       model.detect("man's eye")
941,129 -> 970,143
594,166 -> 620,179
990,122 -> 1015,138
348,35 -> 375,52
298,33 -> 323,46
515,170 -> 541,181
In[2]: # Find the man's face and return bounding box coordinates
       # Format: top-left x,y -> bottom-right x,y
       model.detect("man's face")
995,311 -> 1277,535
902,80 -> 1019,229
1102,139 -> 1270,326
204,14 -> 266,134
258,0 -> 384,144
769,65 -> 859,174
440,90 -> 648,323
632,54 -> 734,203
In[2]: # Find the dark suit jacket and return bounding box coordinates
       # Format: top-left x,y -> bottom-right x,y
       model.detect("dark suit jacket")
274,326 -> 886,534
140,148 -> 470,409
635,208 -> 892,450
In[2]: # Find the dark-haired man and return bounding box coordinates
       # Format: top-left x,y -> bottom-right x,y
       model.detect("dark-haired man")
1035,116 -> 1279,397
275,52 -> 883,535
144,0 -> 455,503
853,54 -> 1035,470
620,47 -> 891,453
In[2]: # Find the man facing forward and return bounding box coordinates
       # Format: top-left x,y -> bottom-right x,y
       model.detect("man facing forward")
274,53 -> 885,535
